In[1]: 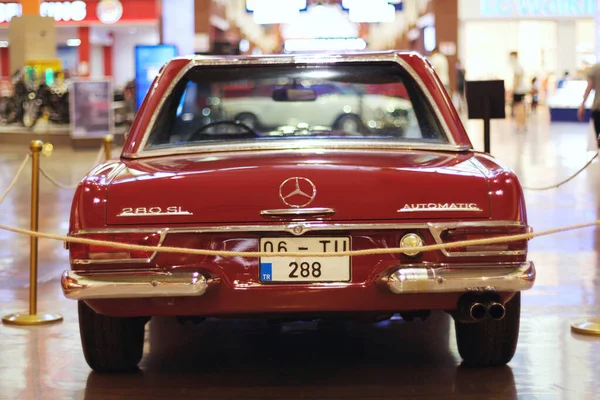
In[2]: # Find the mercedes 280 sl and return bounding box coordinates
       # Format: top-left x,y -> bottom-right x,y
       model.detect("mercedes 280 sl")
61,51 -> 535,372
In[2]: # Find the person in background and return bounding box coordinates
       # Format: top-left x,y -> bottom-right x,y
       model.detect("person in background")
455,58 -> 466,113
578,62 -> 600,146
429,47 -> 450,92
509,51 -> 527,132
123,79 -> 136,127
530,77 -> 539,113
557,71 -> 570,89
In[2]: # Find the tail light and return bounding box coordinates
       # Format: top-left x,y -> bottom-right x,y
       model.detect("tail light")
435,225 -> 527,257
70,230 -> 165,264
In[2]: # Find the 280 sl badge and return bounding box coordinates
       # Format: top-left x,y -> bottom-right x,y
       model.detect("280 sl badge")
398,203 -> 482,212
117,206 -> 193,217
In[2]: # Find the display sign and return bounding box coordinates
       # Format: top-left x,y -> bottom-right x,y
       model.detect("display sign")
0,0 -> 156,25
0,1 -> 86,22
96,0 -> 123,24
466,80 -> 506,153
245,0 -> 402,24
246,0 -> 307,24
479,0 -> 595,18
342,0 -> 402,22
466,80 -> 506,119
134,45 -> 177,110
69,79 -> 113,139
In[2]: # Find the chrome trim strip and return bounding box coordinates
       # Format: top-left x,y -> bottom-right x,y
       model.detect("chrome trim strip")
129,141 -> 470,160
127,52 -> 464,159
117,211 -> 193,217
106,163 -> 126,183
397,54 -> 456,145
398,206 -> 483,213
134,59 -> 197,155
260,207 -> 336,216
61,270 -> 208,300
75,220 -> 524,237
69,228 -> 169,265
386,261 -> 535,294
71,221 -> 526,257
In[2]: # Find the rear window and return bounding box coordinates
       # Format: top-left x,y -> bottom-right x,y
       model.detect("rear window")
144,62 -> 448,150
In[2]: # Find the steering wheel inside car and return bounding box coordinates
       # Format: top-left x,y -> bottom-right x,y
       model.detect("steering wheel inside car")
190,120 -> 258,141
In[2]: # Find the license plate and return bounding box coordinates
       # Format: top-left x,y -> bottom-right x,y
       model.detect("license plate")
259,237 -> 351,282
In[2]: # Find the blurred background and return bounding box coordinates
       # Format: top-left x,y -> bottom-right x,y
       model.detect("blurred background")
0,0 -> 597,140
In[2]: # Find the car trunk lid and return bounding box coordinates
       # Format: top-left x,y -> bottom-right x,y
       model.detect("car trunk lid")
106,150 -> 490,225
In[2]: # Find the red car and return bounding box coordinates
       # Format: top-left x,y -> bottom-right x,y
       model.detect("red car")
61,51 -> 535,372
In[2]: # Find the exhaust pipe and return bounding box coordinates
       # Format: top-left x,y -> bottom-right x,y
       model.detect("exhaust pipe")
455,296 -> 487,323
455,294 -> 506,323
470,303 -> 487,321
487,302 -> 506,321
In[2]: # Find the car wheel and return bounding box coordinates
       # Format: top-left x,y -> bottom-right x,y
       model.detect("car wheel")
335,114 -> 363,134
454,292 -> 520,367
234,112 -> 259,129
78,301 -> 148,372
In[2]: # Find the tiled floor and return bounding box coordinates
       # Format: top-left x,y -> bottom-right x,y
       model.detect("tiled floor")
0,109 -> 599,399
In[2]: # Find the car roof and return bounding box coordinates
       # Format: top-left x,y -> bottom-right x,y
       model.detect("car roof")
121,50 -> 473,157
171,50 -> 425,66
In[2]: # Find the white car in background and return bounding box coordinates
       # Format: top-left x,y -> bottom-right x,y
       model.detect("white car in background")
221,83 -> 416,135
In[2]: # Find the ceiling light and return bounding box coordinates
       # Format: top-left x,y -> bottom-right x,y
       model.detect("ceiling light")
66,38 -> 81,47
284,38 -> 367,52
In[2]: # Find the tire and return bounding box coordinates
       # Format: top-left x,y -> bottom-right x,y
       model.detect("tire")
334,114 -> 363,134
455,292 -> 521,367
234,112 -> 259,129
78,301 -> 148,373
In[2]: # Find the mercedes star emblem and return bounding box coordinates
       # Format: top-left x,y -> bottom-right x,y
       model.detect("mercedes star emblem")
279,177 -> 317,208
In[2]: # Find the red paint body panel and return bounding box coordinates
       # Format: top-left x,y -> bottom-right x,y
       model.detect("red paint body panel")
68,52 -> 530,318
86,290 -> 516,318
105,150 -> 491,225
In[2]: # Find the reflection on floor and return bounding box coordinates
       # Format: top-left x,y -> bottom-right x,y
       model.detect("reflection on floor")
0,109 -> 599,399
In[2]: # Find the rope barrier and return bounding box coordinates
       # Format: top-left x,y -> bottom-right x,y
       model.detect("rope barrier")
93,145 -> 105,166
0,154 -> 30,205
39,141 -> 109,190
39,167 -> 79,190
112,147 -> 123,159
522,152 -> 598,191
0,219 -> 599,258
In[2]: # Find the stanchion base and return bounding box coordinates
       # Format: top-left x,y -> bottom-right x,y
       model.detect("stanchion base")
571,318 -> 600,336
2,312 -> 63,326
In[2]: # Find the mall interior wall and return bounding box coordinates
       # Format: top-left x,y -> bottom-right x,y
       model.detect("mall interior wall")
8,14 -> 56,74
458,0 -> 596,82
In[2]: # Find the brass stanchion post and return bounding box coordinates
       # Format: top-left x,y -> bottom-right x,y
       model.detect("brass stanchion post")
104,134 -> 114,161
571,319 -> 600,336
3,140 -> 62,326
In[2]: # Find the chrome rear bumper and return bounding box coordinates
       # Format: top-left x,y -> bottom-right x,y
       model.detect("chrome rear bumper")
386,261 -> 535,294
62,261 -> 535,300
61,271 -> 208,300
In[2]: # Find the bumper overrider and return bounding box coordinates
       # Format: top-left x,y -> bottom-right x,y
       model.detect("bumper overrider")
61,261 -> 535,300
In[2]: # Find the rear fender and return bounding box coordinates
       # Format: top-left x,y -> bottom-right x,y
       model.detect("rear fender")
69,161 -> 124,233
470,154 -> 527,223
